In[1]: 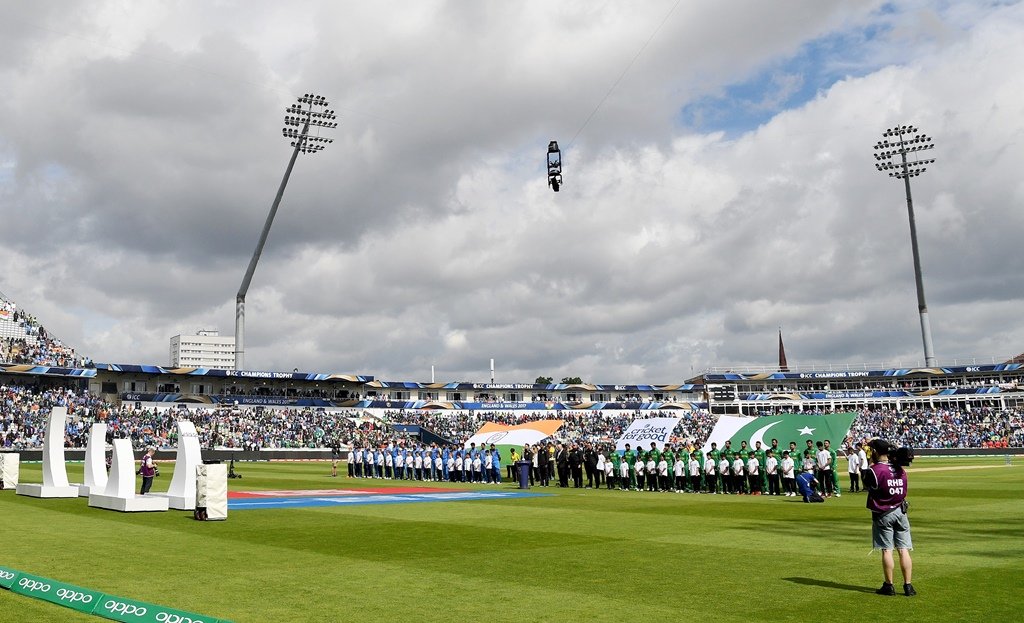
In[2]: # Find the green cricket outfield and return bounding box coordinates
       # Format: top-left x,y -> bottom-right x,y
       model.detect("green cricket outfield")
1,457 -> 1020,622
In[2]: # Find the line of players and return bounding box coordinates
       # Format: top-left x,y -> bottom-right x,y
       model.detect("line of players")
593,438 -> 850,497
344,436 -> 861,498
346,442 -> 506,484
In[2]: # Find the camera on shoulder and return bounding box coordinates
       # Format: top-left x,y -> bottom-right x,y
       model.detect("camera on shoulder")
891,446 -> 915,468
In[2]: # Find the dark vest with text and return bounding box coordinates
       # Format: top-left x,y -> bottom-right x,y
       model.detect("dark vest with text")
867,462 -> 907,513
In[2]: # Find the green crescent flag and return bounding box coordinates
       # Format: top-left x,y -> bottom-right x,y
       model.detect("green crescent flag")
704,413 -> 857,453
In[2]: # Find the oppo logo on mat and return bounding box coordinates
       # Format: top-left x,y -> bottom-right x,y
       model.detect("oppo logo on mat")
157,613 -> 207,623
103,601 -> 207,623
104,600 -> 148,616
18,578 -> 51,592
56,588 -> 94,603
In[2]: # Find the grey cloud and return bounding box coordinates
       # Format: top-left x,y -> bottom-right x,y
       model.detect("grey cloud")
1,1 -> 1022,383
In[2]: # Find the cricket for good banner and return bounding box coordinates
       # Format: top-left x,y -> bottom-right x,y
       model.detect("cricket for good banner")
464,420 -> 563,459
614,416 -> 683,453
701,413 -> 858,454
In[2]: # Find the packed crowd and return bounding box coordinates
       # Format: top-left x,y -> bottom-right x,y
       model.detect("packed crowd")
0,299 -> 91,369
1,384 -> 109,449
0,383 -> 365,450
376,409 -> 717,447
847,406 -> 1022,448
94,405 -> 359,450
2,381 -> 1023,451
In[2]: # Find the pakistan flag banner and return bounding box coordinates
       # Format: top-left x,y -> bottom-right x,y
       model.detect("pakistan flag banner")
701,413 -> 858,454
464,420 -> 563,459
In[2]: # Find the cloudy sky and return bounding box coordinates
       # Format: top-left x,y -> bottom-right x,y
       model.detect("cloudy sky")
1,0 -> 1022,383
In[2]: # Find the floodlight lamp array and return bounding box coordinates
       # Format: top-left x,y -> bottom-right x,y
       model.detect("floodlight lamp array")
873,124 -> 936,179
292,141 -> 326,154
279,92 -> 338,154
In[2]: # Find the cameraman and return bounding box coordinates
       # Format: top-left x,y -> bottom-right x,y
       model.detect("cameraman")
138,446 -> 157,495
861,439 -> 915,597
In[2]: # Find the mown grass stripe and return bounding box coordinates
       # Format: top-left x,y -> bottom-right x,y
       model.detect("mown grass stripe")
0,458 -> 1019,622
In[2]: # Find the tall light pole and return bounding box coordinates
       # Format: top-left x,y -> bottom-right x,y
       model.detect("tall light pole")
234,94 -> 336,371
874,125 -> 937,366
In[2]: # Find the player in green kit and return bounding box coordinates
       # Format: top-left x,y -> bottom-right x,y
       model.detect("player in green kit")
610,450 -> 621,490
648,443 -> 661,467
721,440 -> 733,462
754,441 -> 768,493
679,447 -> 690,492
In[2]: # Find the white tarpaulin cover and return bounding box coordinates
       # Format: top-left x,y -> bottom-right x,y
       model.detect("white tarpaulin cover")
196,464 -> 228,520
0,453 -> 19,488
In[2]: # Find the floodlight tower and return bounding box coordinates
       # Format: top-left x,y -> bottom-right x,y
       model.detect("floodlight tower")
874,124 -> 937,366
234,94 -> 336,371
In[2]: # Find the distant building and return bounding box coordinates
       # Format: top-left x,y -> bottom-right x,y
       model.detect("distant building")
169,329 -> 235,370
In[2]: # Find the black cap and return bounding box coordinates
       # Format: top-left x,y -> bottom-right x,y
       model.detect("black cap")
868,439 -> 892,455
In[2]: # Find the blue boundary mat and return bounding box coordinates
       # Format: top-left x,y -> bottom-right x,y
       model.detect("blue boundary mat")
229,490 -> 550,510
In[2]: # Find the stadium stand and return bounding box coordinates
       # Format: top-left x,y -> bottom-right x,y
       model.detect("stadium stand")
0,293 -> 90,368
1,290 -> 1022,452
2,380 -> 1022,451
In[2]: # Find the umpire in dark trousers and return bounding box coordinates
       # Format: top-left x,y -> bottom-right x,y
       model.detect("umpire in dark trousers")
584,443 -> 598,488
570,444 -> 584,488
556,444 -> 570,487
537,445 -> 549,486
523,445 -> 536,486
